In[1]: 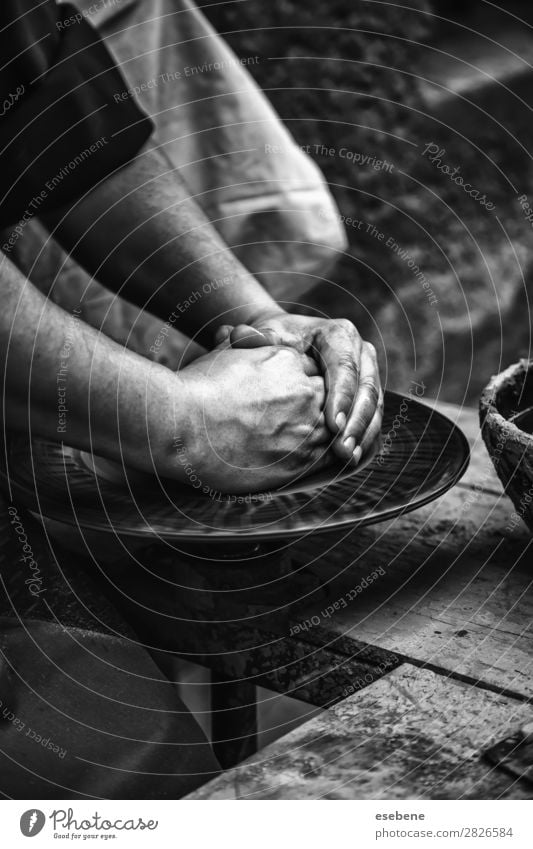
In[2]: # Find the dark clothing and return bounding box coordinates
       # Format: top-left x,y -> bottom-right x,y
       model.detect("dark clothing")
0,1 -> 152,228
0,494 -> 220,799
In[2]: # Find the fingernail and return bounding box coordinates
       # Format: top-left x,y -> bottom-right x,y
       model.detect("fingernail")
352,446 -> 363,465
335,412 -> 347,432
343,436 -> 355,454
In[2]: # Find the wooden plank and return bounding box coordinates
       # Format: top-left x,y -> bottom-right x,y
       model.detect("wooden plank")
188,665 -> 533,799
286,480 -> 533,698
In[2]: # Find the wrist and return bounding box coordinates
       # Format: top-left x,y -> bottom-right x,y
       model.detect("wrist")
118,362 -> 195,481
157,369 -> 201,481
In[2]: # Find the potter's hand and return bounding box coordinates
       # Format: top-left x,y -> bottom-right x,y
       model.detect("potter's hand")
215,311 -> 383,463
174,345 -> 333,493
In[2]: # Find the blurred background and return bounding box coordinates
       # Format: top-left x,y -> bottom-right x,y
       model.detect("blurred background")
204,0 -> 533,404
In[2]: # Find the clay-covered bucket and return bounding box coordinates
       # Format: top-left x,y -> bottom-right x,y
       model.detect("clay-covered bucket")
479,360 -> 533,533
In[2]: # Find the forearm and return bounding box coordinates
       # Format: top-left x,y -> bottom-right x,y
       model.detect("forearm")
42,144 -> 283,345
0,252 -> 188,473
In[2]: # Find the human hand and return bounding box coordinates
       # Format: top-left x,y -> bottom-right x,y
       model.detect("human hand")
165,345 -> 334,493
215,311 -> 383,464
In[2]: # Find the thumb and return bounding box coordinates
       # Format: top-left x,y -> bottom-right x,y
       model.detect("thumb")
229,324 -> 278,348
214,324 -> 234,345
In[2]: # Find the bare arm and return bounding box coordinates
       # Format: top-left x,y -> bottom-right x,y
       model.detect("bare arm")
41,142 -> 382,461
42,143 -> 281,346
0,250 -> 191,475
1,252 -> 330,492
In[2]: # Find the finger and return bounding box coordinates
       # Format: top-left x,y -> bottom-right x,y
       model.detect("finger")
356,391 -> 384,463
314,321 -> 363,436
336,343 -> 381,460
214,324 -> 234,345
302,355 -> 321,377
231,322 -> 308,353
230,324 -> 279,348
213,337 -> 232,351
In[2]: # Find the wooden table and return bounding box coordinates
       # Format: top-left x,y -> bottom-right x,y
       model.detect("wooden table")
185,400 -> 533,799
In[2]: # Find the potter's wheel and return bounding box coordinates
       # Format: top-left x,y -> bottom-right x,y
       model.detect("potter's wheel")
1,393 -> 469,542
